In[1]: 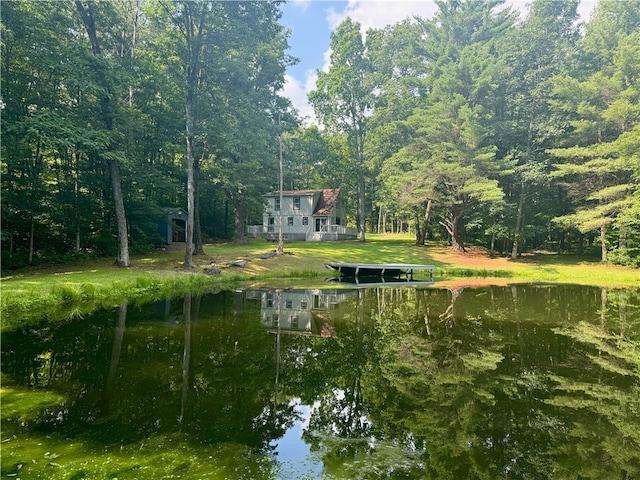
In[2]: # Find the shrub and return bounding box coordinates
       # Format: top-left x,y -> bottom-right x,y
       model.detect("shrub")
608,248 -> 640,268
51,284 -> 82,303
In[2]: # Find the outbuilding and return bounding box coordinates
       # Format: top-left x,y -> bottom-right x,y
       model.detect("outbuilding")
158,207 -> 187,244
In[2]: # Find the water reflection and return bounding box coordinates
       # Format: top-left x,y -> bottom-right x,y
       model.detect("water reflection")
251,288 -> 357,336
1,285 -> 639,479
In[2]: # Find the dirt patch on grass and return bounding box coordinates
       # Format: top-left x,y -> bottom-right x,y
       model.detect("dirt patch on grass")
428,245 -> 516,269
426,246 -> 529,288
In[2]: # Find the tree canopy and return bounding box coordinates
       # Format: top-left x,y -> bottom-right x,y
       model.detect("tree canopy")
2,0 -> 639,269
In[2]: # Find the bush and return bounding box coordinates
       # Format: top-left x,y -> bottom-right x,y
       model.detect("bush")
51,284 -> 82,303
608,248 -> 640,268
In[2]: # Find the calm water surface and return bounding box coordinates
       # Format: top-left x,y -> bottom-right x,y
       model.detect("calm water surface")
2,284 -> 640,479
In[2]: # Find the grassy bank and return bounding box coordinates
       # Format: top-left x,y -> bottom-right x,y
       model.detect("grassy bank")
2,234 -> 639,330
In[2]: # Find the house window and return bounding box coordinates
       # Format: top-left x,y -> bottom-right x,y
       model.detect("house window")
300,301 -> 307,310
302,217 -> 308,226
275,198 -> 280,210
287,217 -> 294,226
291,316 -> 299,329
293,197 -> 301,210
335,217 -> 341,225
268,217 -> 274,232
286,299 -> 292,309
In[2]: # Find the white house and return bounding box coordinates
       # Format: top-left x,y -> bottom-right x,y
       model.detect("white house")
247,189 -> 357,241
251,288 -> 357,337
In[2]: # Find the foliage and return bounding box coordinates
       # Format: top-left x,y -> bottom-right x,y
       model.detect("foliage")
2,0 -> 640,269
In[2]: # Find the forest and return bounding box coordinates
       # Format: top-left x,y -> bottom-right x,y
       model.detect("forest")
2,0 -> 639,271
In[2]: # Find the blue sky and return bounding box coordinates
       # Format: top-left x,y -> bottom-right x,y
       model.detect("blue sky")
279,0 -> 597,125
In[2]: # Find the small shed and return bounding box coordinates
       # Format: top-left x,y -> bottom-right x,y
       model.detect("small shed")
158,208 -> 187,244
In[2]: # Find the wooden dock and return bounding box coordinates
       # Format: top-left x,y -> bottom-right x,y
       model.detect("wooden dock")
325,262 -> 435,280
326,276 -> 435,287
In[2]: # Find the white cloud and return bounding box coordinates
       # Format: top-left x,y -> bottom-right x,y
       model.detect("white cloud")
327,0 -> 438,32
509,0 -> 597,22
321,46 -> 332,73
327,0 -> 594,36
578,0 -> 598,22
290,0 -> 312,13
283,72 -> 318,127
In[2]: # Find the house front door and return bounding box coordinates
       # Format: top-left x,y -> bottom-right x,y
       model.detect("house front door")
315,217 -> 327,232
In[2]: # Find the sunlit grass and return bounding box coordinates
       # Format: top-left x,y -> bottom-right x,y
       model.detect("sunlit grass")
2,234 -> 639,330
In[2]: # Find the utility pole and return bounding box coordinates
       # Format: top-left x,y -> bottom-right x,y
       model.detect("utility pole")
277,113 -> 284,255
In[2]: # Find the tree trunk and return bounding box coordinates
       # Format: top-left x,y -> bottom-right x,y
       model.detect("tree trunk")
28,215 -> 35,265
357,136 -> 366,242
224,199 -> 229,239
76,1 -> 130,267
27,137 -> 43,265
600,224 -> 607,262
417,199 -> 432,246
193,193 -> 205,255
277,130 -> 284,254
511,180 -> 525,260
74,150 -> 81,253
109,159 -> 130,267
618,225 -> 627,250
578,232 -> 584,256
182,4 -> 207,268
234,201 -> 246,244
184,86 -> 196,268
442,208 -> 465,252
193,156 -> 205,255
451,216 -> 465,253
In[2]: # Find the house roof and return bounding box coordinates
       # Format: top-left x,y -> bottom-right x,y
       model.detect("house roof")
263,188 -> 341,216
264,189 -> 324,197
313,189 -> 340,215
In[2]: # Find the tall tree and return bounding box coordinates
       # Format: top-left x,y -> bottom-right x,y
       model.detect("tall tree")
158,0 -> 213,268
2,1 -> 138,267
366,20 -> 432,241
549,0 -> 640,262
496,0 -> 580,258
153,0 -> 292,258
75,0 -> 131,267
381,0 -> 515,252
310,18 -> 374,241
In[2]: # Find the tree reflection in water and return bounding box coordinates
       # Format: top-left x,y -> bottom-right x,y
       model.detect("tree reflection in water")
1,285 -> 639,479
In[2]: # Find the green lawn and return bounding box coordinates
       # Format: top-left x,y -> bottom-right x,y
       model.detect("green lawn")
2,234 -> 639,330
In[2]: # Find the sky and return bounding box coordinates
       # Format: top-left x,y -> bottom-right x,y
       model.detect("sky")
279,0 -> 598,126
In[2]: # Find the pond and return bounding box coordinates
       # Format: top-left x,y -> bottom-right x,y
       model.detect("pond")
2,284 -> 640,479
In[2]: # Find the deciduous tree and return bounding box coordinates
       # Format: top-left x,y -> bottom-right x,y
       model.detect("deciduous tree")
310,18 -> 374,241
